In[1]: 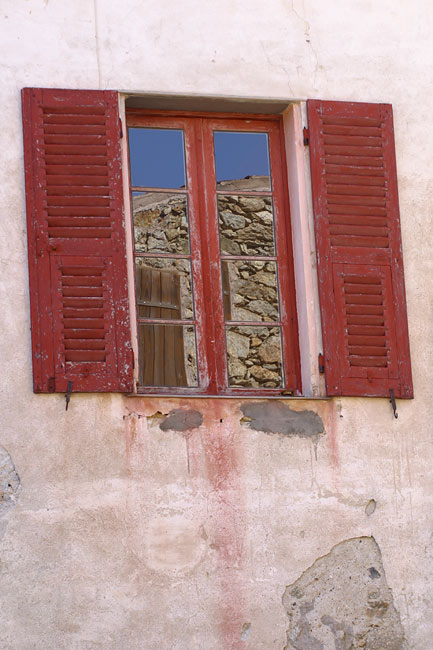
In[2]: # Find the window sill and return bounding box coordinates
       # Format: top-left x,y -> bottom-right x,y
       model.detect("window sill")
126,392 -> 331,400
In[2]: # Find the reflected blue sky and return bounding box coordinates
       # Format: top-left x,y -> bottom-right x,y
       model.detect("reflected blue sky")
129,128 -> 186,188
213,132 -> 270,183
128,128 -> 271,189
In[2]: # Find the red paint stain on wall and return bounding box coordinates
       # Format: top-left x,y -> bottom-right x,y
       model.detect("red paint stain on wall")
123,410 -> 137,477
201,401 -> 247,650
121,397 -> 248,647
122,396 -> 169,476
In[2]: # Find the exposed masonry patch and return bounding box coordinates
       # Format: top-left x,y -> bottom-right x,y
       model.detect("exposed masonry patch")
282,536 -> 407,650
240,402 -> 324,438
240,622 -> 252,641
0,445 -> 21,542
159,409 -> 203,432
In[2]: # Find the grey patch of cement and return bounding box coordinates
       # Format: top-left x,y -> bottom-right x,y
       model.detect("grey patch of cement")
282,536 -> 407,650
159,409 -> 203,432
0,446 -> 21,541
240,401 -> 324,438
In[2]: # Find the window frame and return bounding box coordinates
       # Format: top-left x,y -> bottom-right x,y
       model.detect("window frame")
126,109 -> 302,397
21,89 -> 412,399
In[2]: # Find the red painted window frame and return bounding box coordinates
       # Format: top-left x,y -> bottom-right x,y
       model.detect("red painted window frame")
126,109 -> 301,396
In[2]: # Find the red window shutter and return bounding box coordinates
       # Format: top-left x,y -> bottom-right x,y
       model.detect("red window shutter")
307,100 -> 413,398
22,88 -> 133,393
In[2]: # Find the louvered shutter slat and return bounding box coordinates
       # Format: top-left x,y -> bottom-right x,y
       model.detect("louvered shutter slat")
22,88 -> 133,393
308,100 -> 413,398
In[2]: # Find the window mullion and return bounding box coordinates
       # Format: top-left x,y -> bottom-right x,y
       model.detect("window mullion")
180,119 -> 211,391
187,118 -> 219,392
198,118 -> 229,392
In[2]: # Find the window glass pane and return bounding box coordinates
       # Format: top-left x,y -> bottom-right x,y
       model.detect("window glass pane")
128,128 -> 186,189
218,195 -> 275,256
213,131 -> 271,190
135,258 -> 193,320
133,192 -> 189,254
138,324 -> 198,387
222,260 -> 279,321
226,326 -> 283,387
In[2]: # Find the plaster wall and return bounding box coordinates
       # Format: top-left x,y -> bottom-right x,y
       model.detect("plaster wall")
1,1 -> 432,648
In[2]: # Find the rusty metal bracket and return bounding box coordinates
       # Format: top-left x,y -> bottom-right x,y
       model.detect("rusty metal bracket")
389,389 -> 398,419
65,381 -> 73,411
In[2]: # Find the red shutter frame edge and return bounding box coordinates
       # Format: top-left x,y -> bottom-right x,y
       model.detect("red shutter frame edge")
308,99 -> 413,398
22,88 -> 133,393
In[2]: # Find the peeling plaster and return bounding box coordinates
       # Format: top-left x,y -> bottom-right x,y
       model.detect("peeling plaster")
282,537 -> 407,650
0,445 -> 21,542
158,409 -> 203,474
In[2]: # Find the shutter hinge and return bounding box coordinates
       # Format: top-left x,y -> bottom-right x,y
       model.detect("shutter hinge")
131,346 -> 135,370
303,127 -> 309,146
318,353 -> 325,374
389,389 -> 398,419
119,118 -> 123,139
65,381 -> 73,411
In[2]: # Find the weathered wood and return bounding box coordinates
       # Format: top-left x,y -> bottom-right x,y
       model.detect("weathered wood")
22,88 -> 133,392
308,99 -> 413,398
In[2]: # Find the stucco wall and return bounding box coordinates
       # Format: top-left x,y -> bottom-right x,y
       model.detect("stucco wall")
1,1 -> 432,648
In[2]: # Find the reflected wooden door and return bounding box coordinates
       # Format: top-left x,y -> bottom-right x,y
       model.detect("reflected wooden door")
136,265 -> 187,386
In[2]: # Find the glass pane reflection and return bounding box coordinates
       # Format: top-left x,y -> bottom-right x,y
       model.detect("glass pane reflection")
128,128 -> 186,189
213,131 -> 271,190
133,192 -> 189,254
135,258 -> 193,320
226,326 -> 283,387
138,324 -> 198,387
218,195 -> 275,256
222,260 -> 279,322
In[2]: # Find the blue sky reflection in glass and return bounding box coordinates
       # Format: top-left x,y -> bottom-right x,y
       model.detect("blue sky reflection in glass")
128,128 -> 186,189
214,132 -> 271,189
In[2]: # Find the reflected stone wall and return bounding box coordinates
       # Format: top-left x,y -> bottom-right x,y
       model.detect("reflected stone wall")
132,177 -> 284,388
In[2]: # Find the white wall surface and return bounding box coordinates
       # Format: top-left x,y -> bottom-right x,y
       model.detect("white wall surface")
1,1 -> 432,648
